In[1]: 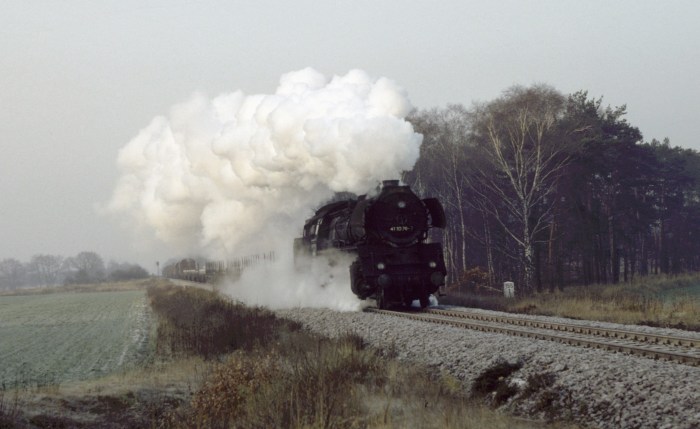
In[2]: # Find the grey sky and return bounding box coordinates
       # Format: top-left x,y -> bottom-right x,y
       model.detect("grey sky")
1,0 -> 699,271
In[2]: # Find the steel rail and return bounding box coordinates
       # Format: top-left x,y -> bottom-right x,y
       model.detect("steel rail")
366,308 -> 700,367
425,308 -> 699,348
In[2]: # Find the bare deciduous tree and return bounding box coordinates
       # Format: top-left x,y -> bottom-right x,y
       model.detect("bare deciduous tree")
469,85 -> 570,294
29,254 -> 64,286
0,258 -> 26,290
67,251 -> 106,283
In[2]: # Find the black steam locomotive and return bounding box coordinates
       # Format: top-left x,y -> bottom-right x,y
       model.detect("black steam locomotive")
294,180 -> 447,309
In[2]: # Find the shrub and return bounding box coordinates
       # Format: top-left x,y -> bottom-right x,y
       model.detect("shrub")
147,285 -> 281,358
165,333 -> 379,429
187,353 -> 277,428
471,360 -> 523,406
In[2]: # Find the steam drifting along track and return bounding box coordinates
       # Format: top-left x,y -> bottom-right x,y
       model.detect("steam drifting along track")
366,307 -> 700,366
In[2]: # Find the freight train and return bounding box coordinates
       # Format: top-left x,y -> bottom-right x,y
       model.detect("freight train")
161,253 -> 276,283
161,258 -> 208,282
294,180 -> 447,309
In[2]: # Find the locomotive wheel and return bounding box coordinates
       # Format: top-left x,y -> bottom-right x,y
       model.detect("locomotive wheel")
419,294 -> 430,309
375,288 -> 386,309
350,260 -> 364,297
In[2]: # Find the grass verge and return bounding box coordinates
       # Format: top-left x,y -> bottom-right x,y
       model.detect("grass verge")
443,273 -> 700,331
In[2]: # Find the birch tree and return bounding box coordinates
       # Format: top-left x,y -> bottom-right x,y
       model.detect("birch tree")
469,85 -> 570,294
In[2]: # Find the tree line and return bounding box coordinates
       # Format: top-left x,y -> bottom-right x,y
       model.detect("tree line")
404,85 -> 700,295
0,251 -> 149,290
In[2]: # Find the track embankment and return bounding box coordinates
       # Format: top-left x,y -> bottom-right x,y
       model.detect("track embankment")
277,306 -> 700,429
367,307 -> 700,366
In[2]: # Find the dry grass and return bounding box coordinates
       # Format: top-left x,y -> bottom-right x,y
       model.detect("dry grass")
147,284 -> 281,359
444,273 -> 700,330
0,390 -> 21,428
0,356 -> 211,428
163,333 -> 568,429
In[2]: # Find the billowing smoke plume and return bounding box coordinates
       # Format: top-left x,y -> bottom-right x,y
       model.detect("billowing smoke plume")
108,68 -> 422,310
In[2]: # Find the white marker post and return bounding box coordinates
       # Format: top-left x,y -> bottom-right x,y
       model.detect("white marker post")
503,281 -> 515,298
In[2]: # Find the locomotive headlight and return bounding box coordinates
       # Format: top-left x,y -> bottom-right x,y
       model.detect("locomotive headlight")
397,201 -> 406,208
377,262 -> 386,270
428,261 -> 437,268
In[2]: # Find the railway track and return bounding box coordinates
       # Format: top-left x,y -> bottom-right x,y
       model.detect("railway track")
366,307 -> 700,367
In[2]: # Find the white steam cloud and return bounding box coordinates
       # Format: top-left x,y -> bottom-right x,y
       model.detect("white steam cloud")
223,249 -> 365,311
108,68 -> 422,310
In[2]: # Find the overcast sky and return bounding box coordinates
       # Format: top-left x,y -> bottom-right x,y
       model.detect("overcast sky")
1,0 -> 699,271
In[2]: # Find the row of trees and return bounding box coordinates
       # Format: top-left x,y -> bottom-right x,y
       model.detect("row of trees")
405,86 -> 700,295
0,251 -> 149,290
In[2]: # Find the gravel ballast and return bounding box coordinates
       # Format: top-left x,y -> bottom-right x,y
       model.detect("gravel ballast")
276,307 -> 700,429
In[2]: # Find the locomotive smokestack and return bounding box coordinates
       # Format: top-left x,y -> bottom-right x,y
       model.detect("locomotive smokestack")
382,179 -> 400,189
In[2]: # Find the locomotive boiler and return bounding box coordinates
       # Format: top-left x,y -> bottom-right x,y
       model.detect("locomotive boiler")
294,180 -> 447,308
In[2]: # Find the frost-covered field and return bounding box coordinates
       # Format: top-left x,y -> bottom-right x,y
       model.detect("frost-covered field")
0,290 -> 154,388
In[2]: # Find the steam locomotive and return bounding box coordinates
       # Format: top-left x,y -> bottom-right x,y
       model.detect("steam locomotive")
294,180 -> 447,309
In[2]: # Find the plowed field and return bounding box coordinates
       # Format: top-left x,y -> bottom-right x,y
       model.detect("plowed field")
0,290 -> 154,388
